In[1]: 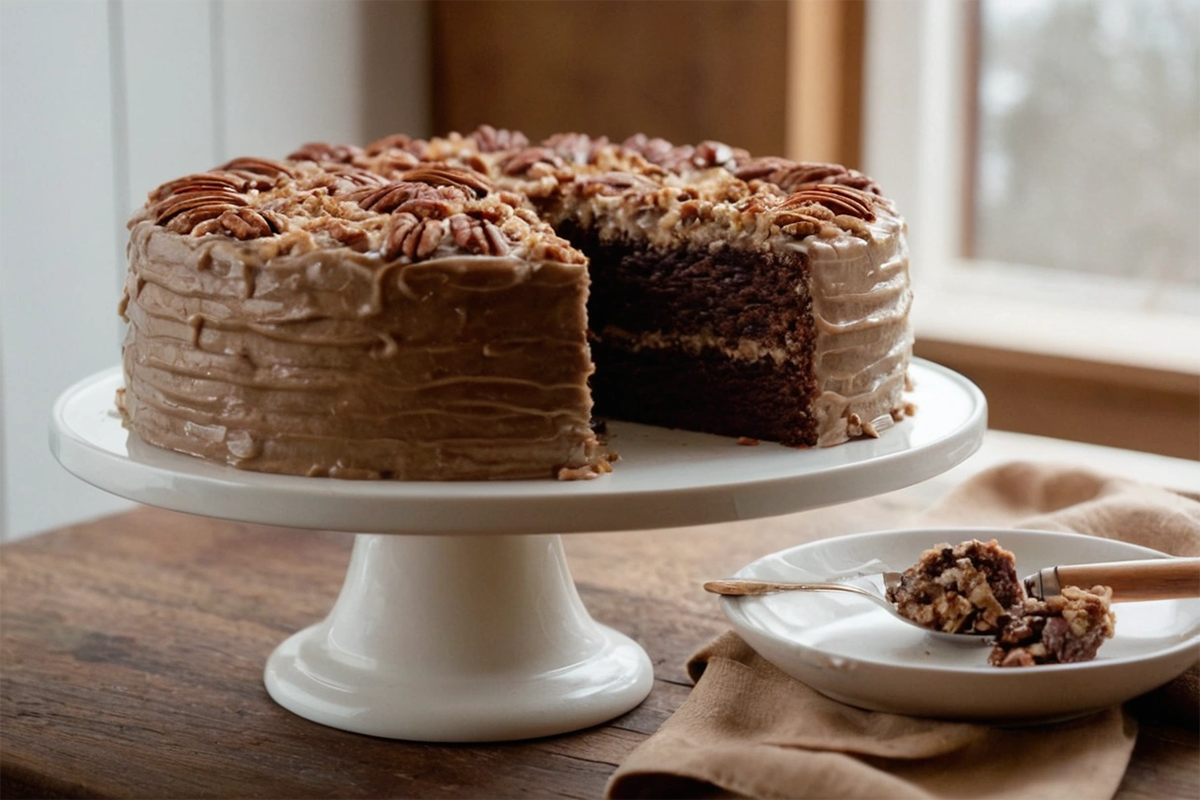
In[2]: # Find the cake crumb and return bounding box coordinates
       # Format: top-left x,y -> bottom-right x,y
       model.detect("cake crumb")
736,436 -> 760,446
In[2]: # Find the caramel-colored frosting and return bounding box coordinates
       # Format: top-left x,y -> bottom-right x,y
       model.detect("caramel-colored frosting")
120,125 -> 912,480
436,129 -> 910,446
121,156 -> 603,480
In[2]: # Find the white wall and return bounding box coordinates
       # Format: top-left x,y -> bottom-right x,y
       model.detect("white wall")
0,0 -> 429,542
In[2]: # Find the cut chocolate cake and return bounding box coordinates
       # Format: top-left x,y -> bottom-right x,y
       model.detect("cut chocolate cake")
118,126 -> 914,480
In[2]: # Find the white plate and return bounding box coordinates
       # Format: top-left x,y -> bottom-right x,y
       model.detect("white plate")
49,359 -> 985,534
719,528 -> 1200,723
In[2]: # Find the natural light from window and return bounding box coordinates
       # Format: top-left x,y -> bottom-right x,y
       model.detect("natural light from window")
970,0 -> 1198,315
864,0 -> 1200,372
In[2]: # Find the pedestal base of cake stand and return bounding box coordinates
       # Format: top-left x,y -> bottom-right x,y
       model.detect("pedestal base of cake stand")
51,362 -> 988,742
263,532 -> 653,742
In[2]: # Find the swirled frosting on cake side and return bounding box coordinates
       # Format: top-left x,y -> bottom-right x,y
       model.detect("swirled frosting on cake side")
119,159 -> 604,480
798,199 -> 913,445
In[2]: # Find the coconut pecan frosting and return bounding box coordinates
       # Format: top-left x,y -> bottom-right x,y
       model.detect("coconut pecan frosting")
133,126 -> 887,259
132,154 -> 584,267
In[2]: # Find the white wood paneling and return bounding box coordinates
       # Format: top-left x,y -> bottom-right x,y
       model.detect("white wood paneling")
0,0 -> 133,541
219,0 -> 430,158
121,0 -> 219,213
1,0 -> 431,542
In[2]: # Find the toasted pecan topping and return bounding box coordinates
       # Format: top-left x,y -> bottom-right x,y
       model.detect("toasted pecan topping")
468,125 -> 530,153
320,164 -> 391,191
781,184 -> 877,221
399,165 -> 493,198
287,142 -> 363,164
191,206 -> 282,240
544,132 -> 609,165
383,213 -> 446,260
734,157 -> 881,197
621,133 -> 676,165
448,213 -> 510,256
217,157 -> 296,179
148,172 -> 249,202
690,140 -> 745,169
363,133 -> 428,158
349,181 -> 472,215
500,146 -> 565,177
138,128 -> 895,257
153,189 -> 247,225
578,171 -> 660,197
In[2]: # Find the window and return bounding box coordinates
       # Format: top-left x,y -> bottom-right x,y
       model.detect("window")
970,0 -> 1198,314
863,0 -> 1199,373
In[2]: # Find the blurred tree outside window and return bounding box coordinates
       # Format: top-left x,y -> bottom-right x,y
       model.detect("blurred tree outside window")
969,0 -> 1199,313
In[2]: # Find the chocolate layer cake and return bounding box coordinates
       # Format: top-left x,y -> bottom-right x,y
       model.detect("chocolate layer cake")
118,127 -> 913,480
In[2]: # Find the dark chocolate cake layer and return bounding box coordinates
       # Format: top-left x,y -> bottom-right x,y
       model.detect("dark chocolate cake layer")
566,227 -> 818,444
589,343 -> 817,446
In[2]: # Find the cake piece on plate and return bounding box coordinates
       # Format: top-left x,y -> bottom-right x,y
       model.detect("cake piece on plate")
989,585 -> 1116,667
886,539 -> 1025,634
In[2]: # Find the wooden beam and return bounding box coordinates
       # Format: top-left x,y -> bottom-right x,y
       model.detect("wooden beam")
787,0 -> 865,167
431,1 -> 788,155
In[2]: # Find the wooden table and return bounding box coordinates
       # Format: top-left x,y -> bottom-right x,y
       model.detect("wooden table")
2,431 -> 1197,799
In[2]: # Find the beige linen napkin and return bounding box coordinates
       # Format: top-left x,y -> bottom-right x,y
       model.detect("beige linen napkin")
607,462 -> 1200,800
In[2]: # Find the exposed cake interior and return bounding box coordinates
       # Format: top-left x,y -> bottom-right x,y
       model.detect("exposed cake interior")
475,131 -> 912,447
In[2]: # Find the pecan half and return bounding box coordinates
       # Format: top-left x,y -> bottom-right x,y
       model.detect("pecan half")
363,133 -> 429,158
316,164 -> 392,194
771,162 -> 849,192
399,165 -> 492,198
382,213 -> 446,260
468,125 -> 529,153
177,205 -> 281,239
213,207 -> 275,239
499,146 -> 564,177
447,213 -> 509,256
732,156 -> 792,183
287,142 -> 363,164
367,150 -> 423,178
544,132 -> 608,165
217,157 -> 296,179
781,184 -> 876,221
154,190 -> 248,226
621,134 -> 676,166
578,171 -> 658,197
691,140 -> 745,169
348,181 -> 472,215
149,172 -> 248,202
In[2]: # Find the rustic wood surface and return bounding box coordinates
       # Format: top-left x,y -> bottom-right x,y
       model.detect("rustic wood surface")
2,440 -> 1198,799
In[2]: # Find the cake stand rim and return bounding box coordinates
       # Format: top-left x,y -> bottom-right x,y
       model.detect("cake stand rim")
48,358 -> 987,534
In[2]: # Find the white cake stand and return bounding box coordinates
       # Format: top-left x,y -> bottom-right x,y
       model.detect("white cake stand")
49,359 -> 986,742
